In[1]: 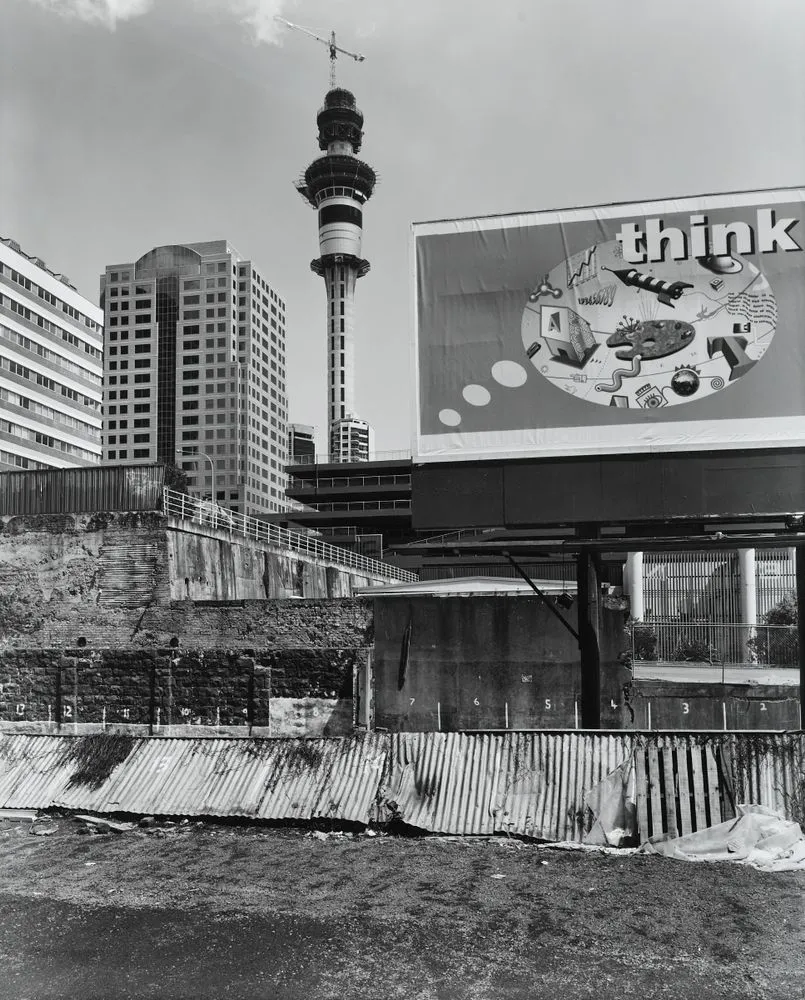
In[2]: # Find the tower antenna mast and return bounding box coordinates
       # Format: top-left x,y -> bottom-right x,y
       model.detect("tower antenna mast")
274,16 -> 365,88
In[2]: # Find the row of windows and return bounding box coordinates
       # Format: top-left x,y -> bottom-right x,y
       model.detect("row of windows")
106,448 -> 149,460
0,417 -> 99,461
0,262 -> 101,332
106,417 -> 150,430
0,354 -> 101,411
107,388 -> 151,401
1,324 -> 102,386
0,448 -> 53,470
0,386 -> 99,439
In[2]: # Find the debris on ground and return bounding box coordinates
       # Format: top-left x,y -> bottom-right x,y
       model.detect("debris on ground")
30,819 -> 58,837
0,809 -> 38,822
640,803 -> 805,872
75,815 -> 135,834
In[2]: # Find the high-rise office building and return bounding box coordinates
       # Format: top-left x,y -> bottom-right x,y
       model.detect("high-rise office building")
101,240 -> 287,515
0,237 -> 103,471
288,423 -> 316,463
296,87 -> 376,462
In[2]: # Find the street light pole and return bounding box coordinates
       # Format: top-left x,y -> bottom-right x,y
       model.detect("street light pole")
176,448 -> 216,503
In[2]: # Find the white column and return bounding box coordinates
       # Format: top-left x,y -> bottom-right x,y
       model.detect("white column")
738,547 -> 757,663
625,551 -> 644,621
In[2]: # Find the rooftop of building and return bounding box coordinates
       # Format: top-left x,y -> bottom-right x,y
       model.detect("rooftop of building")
0,236 -> 76,291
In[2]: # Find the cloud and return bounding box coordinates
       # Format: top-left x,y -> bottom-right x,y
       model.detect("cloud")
237,1 -> 288,45
26,0 -> 154,29
25,0 -> 290,43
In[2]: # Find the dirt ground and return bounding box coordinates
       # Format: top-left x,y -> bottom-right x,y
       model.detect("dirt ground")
0,815 -> 803,1000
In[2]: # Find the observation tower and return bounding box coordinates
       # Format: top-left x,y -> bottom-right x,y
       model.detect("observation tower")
295,87 -> 377,461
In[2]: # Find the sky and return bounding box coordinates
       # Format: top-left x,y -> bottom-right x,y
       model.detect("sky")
3,0 -> 804,454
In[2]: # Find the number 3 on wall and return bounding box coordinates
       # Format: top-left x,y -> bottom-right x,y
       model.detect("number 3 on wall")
682,702 -> 690,714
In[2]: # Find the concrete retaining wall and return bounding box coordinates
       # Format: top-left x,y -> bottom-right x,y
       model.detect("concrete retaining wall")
0,511 -> 397,619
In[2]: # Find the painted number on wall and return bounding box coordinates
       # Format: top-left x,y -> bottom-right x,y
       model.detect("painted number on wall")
473,697 -> 480,706
63,704 -> 73,719
15,703 -> 25,716
760,702 -> 767,712
544,699 -> 552,710
682,703 -> 690,714
121,708 -> 130,719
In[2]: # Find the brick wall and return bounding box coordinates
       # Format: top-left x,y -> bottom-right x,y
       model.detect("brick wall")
0,600 -> 373,736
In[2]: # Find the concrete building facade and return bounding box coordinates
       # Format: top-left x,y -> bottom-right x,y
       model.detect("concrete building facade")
101,241 -> 287,515
0,237 -> 103,471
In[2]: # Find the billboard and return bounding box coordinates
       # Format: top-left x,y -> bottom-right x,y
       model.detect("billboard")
413,188 -> 805,463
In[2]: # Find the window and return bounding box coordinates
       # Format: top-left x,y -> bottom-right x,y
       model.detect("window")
133,448 -> 149,458
133,433 -> 149,443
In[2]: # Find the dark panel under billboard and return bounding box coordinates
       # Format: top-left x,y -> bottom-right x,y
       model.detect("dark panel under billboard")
412,449 -> 805,531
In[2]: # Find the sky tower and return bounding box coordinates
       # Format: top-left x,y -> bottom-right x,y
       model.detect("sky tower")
282,19 -> 377,461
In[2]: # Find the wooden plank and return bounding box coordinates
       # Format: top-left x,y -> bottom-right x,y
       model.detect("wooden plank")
634,747 -> 649,843
675,742 -> 693,836
690,745 -> 708,832
705,745 -> 723,828
662,741 -> 679,840
647,743 -> 663,838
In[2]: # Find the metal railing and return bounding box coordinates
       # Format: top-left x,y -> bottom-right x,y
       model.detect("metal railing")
630,619 -> 799,667
288,449 -> 411,467
288,474 -> 411,490
162,488 -> 417,583
310,500 -> 411,513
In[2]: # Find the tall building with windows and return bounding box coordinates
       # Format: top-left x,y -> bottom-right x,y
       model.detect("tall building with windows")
101,241 -> 287,514
0,238 -> 103,471
296,88 -> 377,462
288,423 -> 316,463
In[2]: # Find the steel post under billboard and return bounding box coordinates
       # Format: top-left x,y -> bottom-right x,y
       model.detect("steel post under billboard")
413,187 -> 805,464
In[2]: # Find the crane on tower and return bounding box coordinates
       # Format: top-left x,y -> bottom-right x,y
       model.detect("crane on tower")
274,16 -> 365,88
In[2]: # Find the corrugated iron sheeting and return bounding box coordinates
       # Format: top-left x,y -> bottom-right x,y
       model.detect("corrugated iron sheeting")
0,734 -> 387,825
0,736 -> 73,809
0,464 -> 165,515
382,733 -> 634,838
0,732 -> 800,837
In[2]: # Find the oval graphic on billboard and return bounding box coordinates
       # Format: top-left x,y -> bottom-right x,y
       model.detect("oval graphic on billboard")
521,240 -> 776,410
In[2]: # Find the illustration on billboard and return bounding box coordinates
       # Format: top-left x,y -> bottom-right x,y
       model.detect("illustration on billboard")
414,189 -> 805,461
521,238 -> 775,410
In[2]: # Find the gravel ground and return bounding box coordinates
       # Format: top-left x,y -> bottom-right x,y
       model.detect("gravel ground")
0,815 -> 803,999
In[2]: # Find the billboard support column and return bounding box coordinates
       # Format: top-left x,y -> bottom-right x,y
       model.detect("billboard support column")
796,546 -> 805,724
577,537 -> 601,729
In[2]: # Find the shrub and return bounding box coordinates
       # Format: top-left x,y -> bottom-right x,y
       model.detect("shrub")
672,637 -> 721,663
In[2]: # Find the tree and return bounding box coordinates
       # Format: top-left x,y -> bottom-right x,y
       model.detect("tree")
749,595 -> 797,666
162,461 -> 190,495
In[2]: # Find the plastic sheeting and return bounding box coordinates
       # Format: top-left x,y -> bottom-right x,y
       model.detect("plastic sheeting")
640,804 -> 805,872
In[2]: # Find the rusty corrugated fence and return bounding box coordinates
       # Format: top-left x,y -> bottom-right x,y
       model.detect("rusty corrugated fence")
0,731 -> 801,842
0,464 -> 165,515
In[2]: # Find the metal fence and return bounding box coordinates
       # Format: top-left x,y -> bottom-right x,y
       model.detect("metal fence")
631,620 -> 798,667
0,464 -> 165,515
643,549 -> 796,622
161,488 -> 417,583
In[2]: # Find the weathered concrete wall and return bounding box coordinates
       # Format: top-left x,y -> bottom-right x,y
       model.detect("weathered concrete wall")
165,518 -> 382,600
0,597 -> 373,652
0,512 -> 397,619
372,596 -> 631,731
628,678 -> 801,731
